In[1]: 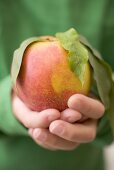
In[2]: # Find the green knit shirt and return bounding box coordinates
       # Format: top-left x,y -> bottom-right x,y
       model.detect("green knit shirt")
0,0 -> 114,170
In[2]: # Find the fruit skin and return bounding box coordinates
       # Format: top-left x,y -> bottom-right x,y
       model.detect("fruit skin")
16,36 -> 91,111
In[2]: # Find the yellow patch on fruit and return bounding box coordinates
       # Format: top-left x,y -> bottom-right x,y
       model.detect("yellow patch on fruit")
51,61 -> 91,95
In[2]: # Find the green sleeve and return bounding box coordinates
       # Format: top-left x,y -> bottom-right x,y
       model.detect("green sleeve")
0,75 -> 27,136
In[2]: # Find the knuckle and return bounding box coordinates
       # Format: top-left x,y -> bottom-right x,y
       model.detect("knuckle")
87,129 -> 96,142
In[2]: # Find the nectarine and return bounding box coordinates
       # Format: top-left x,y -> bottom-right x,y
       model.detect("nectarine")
15,36 -> 91,111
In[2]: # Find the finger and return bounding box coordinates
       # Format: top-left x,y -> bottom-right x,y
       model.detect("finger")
50,119 -> 97,143
13,96 -> 60,128
68,94 -> 105,119
61,108 -> 82,123
76,115 -> 88,123
28,129 -> 56,151
29,128 -> 79,151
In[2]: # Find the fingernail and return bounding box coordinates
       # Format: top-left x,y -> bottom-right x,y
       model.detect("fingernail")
51,124 -> 64,135
33,129 -> 47,142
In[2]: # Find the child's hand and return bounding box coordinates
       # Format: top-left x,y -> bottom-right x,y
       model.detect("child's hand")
12,94 -> 60,129
29,94 -> 105,151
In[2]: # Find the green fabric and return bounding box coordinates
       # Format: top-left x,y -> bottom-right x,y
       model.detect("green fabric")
0,0 -> 114,170
0,76 -> 27,135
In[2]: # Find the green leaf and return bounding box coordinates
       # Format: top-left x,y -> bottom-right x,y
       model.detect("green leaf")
56,28 -> 89,85
80,35 -> 113,108
107,82 -> 114,134
56,28 -> 79,51
11,37 -> 41,85
80,35 -> 102,59
88,52 -> 112,109
80,35 -> 114,134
